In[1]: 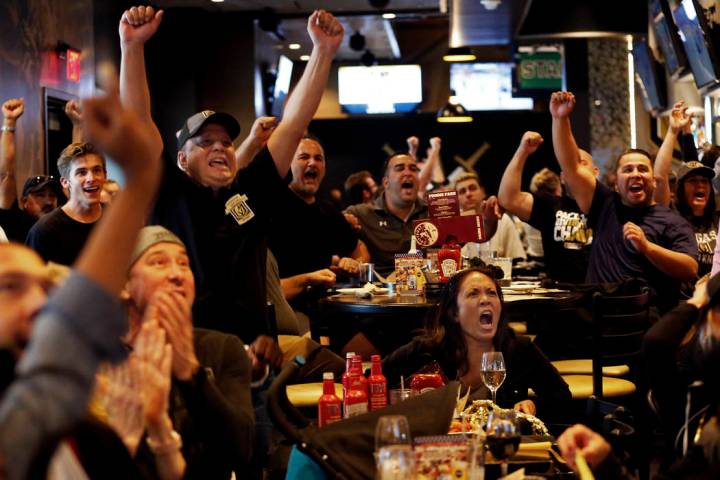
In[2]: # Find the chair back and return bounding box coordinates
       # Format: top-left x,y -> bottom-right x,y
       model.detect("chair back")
591,287 -> 650,398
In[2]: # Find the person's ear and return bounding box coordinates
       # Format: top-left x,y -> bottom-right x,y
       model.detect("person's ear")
60,176 -> 70,190
383,175 -> 390,189
177,150 -> 188,172
120,281 -> 131,301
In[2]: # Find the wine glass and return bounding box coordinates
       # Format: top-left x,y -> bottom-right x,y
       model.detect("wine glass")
375,415 -> 413,479
481,351 -> 506,405
486,409 -> 520,477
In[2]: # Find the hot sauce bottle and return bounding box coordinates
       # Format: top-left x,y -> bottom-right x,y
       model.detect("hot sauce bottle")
318,372 -> 342,427
341,351 -> 355,401
368,354 -> 387,411
343,356 -> 369,418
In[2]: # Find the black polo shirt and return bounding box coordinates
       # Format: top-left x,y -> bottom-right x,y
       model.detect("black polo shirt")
151,149 -> 287,344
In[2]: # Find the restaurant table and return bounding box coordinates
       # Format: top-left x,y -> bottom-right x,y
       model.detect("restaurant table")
315,286 -> 583,355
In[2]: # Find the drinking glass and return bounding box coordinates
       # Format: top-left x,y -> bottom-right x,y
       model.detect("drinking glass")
481,352 -> 506,405
486,409 -> 520,477
375,415 -> 413,480
375,415 -> 411,451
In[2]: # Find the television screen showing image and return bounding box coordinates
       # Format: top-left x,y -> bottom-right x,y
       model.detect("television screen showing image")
651,0 -> 688,76
338,65 -> 422,114
271,55 -> 293,117
672,0 -> 720,88
633,39 -> 667,114
450,63 -> 533,111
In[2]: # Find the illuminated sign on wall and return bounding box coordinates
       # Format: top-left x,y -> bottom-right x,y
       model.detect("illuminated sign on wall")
66,48 -> 81,83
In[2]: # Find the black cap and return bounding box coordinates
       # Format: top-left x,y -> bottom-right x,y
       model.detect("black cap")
21,175 -> 61,197
176,110 -> 241,149
677,161 -> 714,183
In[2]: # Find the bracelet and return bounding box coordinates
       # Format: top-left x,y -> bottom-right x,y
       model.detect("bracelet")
0,126 -> 15,132
146,430 -> 183,456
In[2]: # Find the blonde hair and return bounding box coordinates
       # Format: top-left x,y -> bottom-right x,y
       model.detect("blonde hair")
530,168 -> 561,196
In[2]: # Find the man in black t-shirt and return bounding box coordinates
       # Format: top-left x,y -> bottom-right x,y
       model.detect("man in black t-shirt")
499,131 -> 596,283
551,91 -> 697,313
118,6 -> 344,366
269,137 -> 369,280
0,98 -> 64,242
26,142 -> 106,265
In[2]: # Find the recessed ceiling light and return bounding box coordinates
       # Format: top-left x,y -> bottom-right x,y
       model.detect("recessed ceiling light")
382,13 -> 396,19
300,54 -> 310,61
289,43 -> 301,50
211,0 -> 224,3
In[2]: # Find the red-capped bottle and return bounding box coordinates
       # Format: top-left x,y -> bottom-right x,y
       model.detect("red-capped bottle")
318,372 -> 342,427
341,351 -> 355,402
344,356 -> 368,418
438,243 -> 462,282
368,354 -> 387,411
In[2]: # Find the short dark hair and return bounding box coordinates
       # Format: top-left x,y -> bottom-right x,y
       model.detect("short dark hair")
57,143 -> 106,179
381,153 -> 415,178
612,148 -> 653,173
418,266 -> 509,376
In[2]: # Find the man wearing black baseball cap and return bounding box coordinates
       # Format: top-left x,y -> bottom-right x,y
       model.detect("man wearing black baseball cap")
0,98 -> 64,243
118,6 -> 343,363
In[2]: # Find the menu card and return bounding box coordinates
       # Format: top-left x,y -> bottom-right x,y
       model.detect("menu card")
427,190 -> 461,219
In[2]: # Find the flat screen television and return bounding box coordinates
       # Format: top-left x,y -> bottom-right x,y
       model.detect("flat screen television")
271,55 -> 293,117
338,65 -> 422,114
450,63 -> 534,111
672,0 -> 720,89
651,0 -> 688,77
633,39 -> 667,115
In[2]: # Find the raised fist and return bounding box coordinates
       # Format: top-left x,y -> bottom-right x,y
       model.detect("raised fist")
2,98 -> 24,122
519,131 -> 543,154
549,91 -> 576,119
119,5 -> 164,46
307,10 -> 344,54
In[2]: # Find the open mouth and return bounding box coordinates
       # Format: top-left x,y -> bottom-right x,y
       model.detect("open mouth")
208,158 -> 229,169
479,310 -> 494,326
401,180 -> 414,189
628,184 -> 643,194
83,185 -> 100,194
694,191 -> 707,199
303,170 -> 318,181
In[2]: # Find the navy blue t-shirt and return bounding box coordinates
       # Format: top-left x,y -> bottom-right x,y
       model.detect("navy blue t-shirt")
586,182 -> 697,313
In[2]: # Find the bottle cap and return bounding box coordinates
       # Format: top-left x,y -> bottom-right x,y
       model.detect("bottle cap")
323,372 -> 334,380
346,352 -> 355,358
371,354 -> 381,362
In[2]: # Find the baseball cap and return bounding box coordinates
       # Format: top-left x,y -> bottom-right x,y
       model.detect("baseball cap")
130,226 -> 186,267
176,110 -> 241,149
677,161 -> 714,183
21,175 -> 61,198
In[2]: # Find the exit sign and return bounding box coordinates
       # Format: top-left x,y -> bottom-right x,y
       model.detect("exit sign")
517,51 -> 562,90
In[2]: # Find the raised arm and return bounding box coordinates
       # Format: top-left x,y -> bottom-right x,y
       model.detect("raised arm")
235,116 -> 278,170
550,92 -> 595,213
498,131 -> 543,222
119,5 -> 164,160
267,10 -> 343,177
77,67 -> 163,294
654,101 -> 690,207
0,98 -> 23,209
418,137 -> 443,195
64,99 -> 84,143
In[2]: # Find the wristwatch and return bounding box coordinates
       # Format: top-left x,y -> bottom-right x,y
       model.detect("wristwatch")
0,126 -> 15,132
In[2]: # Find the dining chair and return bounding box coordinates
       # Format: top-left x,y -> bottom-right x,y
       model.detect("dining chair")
559,287 -> 650,400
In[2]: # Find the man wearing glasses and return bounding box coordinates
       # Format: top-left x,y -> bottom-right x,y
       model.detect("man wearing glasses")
0,99 -> 64,242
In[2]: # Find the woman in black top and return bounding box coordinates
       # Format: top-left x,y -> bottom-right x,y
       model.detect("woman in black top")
383,266 -> 571,421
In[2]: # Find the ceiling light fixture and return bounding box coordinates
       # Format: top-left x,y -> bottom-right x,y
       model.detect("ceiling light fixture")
382,13 -> 396,19
437,92 -> 473,123
480,0 -> 501,10
300,54 -> 310,61
211,0 -> 224,3
289,43 -> 301,50
443,47 -> 477,62
350,31 -> 366,52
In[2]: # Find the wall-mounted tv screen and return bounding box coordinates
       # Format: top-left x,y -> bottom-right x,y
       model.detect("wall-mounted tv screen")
338,65 -> 422,114
450,63 -> 534,111
672,0 -> 720,89
651,0 -> 688,76
633,39 -> 667,115
271,55 -> 293,117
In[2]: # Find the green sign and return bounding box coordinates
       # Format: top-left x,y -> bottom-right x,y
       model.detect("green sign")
517,51 -> 563,90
